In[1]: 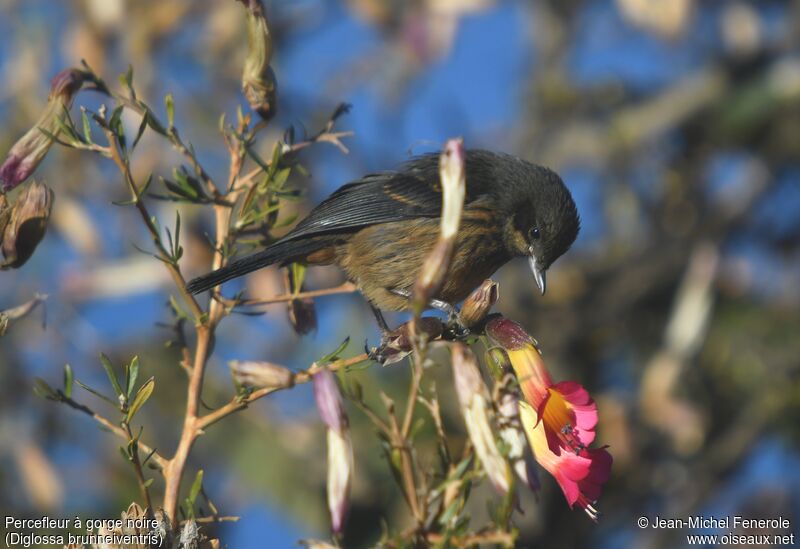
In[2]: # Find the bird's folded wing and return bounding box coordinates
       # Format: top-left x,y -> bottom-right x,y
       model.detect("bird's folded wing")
279,170 -> 443,242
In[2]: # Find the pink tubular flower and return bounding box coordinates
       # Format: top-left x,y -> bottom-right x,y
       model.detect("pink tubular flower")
485,316 -> 612,520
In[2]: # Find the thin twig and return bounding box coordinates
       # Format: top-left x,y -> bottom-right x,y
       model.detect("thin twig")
58,394 -> 168,470
197,353 -> 369,431
216,282 -> 357,308
123,422 -> 155,518
102,127 -> 205,323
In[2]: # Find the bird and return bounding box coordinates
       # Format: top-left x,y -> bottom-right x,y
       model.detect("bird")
186,149 -> 580,323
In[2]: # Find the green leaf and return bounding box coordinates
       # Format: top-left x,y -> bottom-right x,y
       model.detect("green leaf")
63,364 -> 74,399
75,379 -> 118,407
319,337 -> 350,364
33,378 -> 59,401
99,353 -> 124,400
273,213 -> 298,229
132,113 -> 148,150
188,469 -> 204,506
54,110 -> 81,144
119,65 -> 134,94
142,447 -> 160,467
439,497 -> 462,526
143,478 -> 154,489
37,127 -> 75,149
125,356 -> 140,400
165,93 -> 175,128
169,295 -> 189,321
81,109 -> 93,145
174,211 -> 181,254
244,142 -> 270,173
126,377 -> 154,423
144,110 -> 167,136
290,262 -> 306,293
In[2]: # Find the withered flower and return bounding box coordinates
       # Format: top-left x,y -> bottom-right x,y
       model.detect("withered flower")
239,0 -> 277,120
412,138 -> 465,313
451,343 -> 511,495
1,181 -> 54,269
229,360 -> 293,389
459,279 -> 498,328
1,68 -> 94,192
288,297 -> 318,335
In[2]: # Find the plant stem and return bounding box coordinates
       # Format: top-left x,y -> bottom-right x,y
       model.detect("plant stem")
58,394 -> 168,469
197,353 -> 369,431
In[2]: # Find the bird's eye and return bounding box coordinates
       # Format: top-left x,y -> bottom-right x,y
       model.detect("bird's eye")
528,227 -> 541,241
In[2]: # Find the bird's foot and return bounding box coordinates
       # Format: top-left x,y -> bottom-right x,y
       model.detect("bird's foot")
444,317 -> 470,340
366,317 -> 446,365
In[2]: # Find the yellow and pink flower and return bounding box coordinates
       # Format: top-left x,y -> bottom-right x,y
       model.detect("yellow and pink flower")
486,316 -> 612,520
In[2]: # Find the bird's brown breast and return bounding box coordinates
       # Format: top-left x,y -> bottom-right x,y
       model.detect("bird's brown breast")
336,215 -> 509,311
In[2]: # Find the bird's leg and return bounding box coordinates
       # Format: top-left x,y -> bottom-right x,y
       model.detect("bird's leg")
389,288 -> 469,339
370,304 -> 391,334
366,304 -> 396,364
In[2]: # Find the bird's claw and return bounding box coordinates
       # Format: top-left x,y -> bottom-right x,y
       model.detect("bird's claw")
444,317 -> 470,340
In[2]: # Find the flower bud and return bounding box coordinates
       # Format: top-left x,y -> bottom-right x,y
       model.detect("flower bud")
326,427 -> 353,534
485,315 -> 537,351
240,0 -> 277,120
1,181 -> 54,269
287,297 -> 317,335
459,279 -> 498,328
1,68 -> 93,192
412,138 -> 465,312
313,368 -> 347,436
451,343 -> 511,495
313,368 -> 352,534
229,360 -> 293,389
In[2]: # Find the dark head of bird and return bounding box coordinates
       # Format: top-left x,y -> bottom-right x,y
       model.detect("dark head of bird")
464,152 -> 580,295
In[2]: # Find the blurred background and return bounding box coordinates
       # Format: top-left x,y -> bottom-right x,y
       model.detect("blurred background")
1,0 -> 799,547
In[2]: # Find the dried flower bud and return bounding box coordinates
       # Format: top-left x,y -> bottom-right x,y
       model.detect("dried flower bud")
1,68 -> 93,192
229,360 -> 293,389
459,279 -> 498,328
288,297 -> 317,335
412,138 -> 465,312
1,181 -> 54,269
371,317 -> 444,365
485,315 -> 537,351
451,343 -> 510,495
240,0 -> 277,120
496,383 -> 539,493
313,368 -> 352,534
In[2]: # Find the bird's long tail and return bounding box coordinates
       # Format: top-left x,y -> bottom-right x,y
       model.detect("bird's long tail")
185,238 -> 329,294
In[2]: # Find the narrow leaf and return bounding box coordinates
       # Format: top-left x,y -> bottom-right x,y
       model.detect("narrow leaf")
165,93 -> 175,128
188,470 -> 204,506
126,377 -> 154,423
126,356 -> 140,400
75,379 -> 118,407
100,353 -> 124,399
63,364 -> 74,399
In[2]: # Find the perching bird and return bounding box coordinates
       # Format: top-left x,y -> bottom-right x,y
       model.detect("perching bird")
186,149 -> 579,316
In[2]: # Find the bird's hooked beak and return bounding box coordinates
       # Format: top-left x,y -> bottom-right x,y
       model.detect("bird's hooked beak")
528,252 -> 546,295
